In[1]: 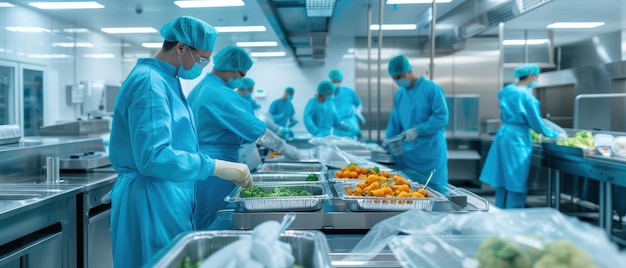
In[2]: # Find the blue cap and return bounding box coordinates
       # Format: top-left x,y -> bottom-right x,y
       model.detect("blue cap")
514,64 -> 540,78
285,87 -> 295,94
387,55 -> 412,77
240,77 -> 255,90
213,46 -> 254,72
160,16 -> 218,51
317,81 -> 335,96
328,69 -> 343,81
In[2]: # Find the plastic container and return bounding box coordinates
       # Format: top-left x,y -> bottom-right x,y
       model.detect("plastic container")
594,133 -> 615,157
612,136 -> 626,158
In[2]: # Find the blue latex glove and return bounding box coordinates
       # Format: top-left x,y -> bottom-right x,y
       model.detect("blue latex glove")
403,128 -> 418,142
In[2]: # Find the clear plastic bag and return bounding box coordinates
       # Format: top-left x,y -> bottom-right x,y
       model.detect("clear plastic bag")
542,118 -> 567,139
345,208 -> 626,268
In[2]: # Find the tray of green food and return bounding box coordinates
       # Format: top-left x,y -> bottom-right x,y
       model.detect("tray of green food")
225,182 -> 332,212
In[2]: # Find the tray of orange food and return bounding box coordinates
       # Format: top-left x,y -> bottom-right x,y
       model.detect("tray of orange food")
333,173 -> 446,211
329,163 -> 397,183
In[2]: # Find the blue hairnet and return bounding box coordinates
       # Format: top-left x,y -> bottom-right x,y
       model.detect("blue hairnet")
213,46 -> 254,72
285,87 -> 295,94
317,81 -> 335,96
328,69 -> 343,81
160,16 -> 218,51
387,55 -> 412,77
240,77 -> 255,90
514,64 -> 540,78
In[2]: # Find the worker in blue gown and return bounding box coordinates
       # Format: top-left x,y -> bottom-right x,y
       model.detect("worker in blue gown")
188,46 -> 301,229
304,81 -> 361,138
479,64 -> 559,209
269,87 -> 297,128
328,69 -> 364,139
236,77 -> 261,110
383,55 -> 449,195
107,17 -> 253,268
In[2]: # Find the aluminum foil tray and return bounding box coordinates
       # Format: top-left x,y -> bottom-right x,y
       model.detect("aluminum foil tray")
225,182 -> 332,212
256,162 -> 327,174
264,148 -> 320,163
334,182 -> 446,212
327,169 -> 411,183
251,172 -> 326,183
146,230 -> 332,268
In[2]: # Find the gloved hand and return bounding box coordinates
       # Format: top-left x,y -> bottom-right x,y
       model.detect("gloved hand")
282,144 -> 301,160
213,160 -> 253,189
288,119 -> 298,128
354,106 -> 366,124
403,128 -> 418,142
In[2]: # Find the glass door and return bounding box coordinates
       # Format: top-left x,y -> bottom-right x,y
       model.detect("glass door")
21,65 -> 45,136
0,61 -> 17,125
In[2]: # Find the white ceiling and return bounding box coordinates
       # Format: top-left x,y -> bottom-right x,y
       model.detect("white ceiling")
10,0 -> 626,54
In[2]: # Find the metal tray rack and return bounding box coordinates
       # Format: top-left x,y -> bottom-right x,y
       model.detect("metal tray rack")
256,162 -> 327,174
334,182 -> 447,212
264,148 -> 320,163
146,230 -> 332,268
251,172 -> 326,183
225,182 -> 332,212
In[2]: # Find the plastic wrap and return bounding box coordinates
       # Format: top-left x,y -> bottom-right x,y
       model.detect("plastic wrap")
344,208 -> 626,268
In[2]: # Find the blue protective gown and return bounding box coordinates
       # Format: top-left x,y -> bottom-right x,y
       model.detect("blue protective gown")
108,58 -> 215,268
269,98 -> 295,127
331,86 -> 362,138
244,93 -> 261,110
188,73 -> 267,229
303,97 -> 344,137
479,84 -> 557,202
385,76 -> 449,194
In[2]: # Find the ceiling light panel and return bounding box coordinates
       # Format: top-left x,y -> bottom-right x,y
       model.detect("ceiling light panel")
83,53 -> 115,59
369,24 -> 417,30
52,42 -> 94,48
174,0 -> 244,8
142,43 -> 162,48
215,26 -> 266,32
236,41 -> 278,47
306,0 -> 337,17
387,0 -> 453,4
546,22 -> 605,29
28,1 -> 104,9
101,27 -> 158,34
0,2 -> 15,7
5,26 -> 50,33
250,52 -> 286,57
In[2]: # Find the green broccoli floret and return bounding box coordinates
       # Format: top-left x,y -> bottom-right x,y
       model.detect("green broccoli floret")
532,240 -> 597,268
306,174 -> 318,181
475,236 -> 542,268
294,190 -> 311,196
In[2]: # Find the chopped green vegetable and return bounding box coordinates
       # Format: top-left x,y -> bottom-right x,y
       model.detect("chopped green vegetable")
306,174 -> 318,181
180,256 -> 202,268
369,167 -> 380,174
556,130 -> 594,149
241,186 -> 311,198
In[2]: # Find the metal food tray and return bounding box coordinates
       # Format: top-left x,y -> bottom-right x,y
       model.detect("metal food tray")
327,169 -> 411,183
334,182 -> 446,212
542,142 -> 595,159
146,230 -> 332,268
225,182 -> 332,212
264,148 -> 320,163
251,172 -> 326,183
256,162 -> 327,174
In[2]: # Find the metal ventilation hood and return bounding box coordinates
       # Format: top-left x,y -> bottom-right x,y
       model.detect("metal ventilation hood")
258,0 -> 337,67
435,0 -> 553,48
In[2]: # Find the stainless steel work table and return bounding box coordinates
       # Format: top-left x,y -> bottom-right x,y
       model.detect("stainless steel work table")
534,145 -> 626,246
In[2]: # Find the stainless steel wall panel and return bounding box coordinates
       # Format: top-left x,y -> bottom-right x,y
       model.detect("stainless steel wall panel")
559,31 -> 622,69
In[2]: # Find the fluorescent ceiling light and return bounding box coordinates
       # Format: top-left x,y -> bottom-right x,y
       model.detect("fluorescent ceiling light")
28,1 -> 104,9
250,51 -> 286,57
174,0 -> 244,8
83,53 -> 115,59
236,41 -> 278,47
142,43 -> 162,48
101,27 -> 157,34
503,39 -> 549,45
5,26 -> 50,33
387,0 -> 452,4
63,28 -> 89,33
215,26 -> 266,33
27,53 -> 72,59
52,42 -> 94,48
124,53 -> 152,58
547,22 -> 604,29
370,24 -> 417,30
0,2 -> 15,7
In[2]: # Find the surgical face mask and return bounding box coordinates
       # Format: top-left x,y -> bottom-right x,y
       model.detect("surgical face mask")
226,77 -> 243,89
395,78 -> 411,88
287,95 -> 293,102
528,80 -> 538,88
177,49 -> 203,80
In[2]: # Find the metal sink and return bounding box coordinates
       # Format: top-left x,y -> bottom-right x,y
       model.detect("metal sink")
0,193 -> 42,201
